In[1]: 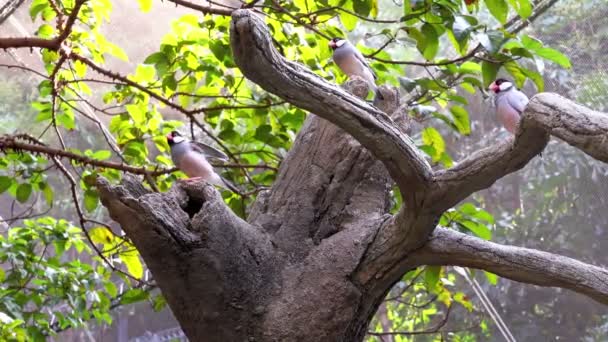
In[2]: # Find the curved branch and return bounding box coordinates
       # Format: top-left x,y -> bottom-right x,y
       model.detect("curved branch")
523,93 -> 608,162
412,228 -> 608,306
432,93 -> 608,212
229,9 -> 432,207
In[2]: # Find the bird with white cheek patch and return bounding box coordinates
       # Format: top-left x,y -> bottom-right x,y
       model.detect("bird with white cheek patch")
166,131 -> 238,192
489,78 -> 529,134
329,37 -> 384,101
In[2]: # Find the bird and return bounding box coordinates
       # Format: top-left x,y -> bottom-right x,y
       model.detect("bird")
166,131 -> 238,192
488,78 -> 529,134
328,37 -> 384,100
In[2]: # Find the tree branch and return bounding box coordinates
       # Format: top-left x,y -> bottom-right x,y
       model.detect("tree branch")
165,0 -> 234,16
229,9 -> 432,207
431,93 -> 608,212
412,228 -> 608,306
0,134 -> 273,176
0,0 -> 86,50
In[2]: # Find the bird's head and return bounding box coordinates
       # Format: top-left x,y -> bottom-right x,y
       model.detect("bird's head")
328,37 -> 346,50
489,78 -> 513,94
166,130 -> 185,146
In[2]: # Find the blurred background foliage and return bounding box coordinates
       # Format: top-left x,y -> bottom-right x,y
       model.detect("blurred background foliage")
0,0 -> 606,340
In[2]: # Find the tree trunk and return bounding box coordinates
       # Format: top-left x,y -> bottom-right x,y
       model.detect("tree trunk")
98,77 -> 408,341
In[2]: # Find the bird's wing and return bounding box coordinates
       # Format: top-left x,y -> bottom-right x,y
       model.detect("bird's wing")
191,141 -> 229,161
506,89 -> 529,114
353,48 -> 377,80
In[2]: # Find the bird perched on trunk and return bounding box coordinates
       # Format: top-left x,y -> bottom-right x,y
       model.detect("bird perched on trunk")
166,131 -> 238,192
489,78 -> 529,134
329,38 -> 384,100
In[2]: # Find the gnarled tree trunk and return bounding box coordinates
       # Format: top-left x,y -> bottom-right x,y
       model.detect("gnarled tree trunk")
98,9 -> 608,342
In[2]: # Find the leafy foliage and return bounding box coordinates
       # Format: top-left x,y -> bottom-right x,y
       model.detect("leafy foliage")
0,218 -> 115,339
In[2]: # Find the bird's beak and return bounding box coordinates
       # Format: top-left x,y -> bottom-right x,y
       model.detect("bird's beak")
488,82 -> 498,92
328,41 -> 336,48
166,134 -> 173,141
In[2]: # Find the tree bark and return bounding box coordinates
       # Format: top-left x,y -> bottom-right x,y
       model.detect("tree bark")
98,9 -> 608,342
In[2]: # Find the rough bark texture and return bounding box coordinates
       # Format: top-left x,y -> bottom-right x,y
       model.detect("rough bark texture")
98,9 -> 608,342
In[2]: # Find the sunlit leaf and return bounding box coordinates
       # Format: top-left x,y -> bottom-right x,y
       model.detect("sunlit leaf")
450,106 -> 471,135
137,0 -> 152,12
422,127 -> 445,161
485,0 -> 508,24
89,226 -> 115,245
484,271 -> 499,285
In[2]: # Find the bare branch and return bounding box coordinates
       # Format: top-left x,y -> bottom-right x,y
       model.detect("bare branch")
0,134 -> 273,176
412,228 -> 608,306
0,0 -> 86,50
165,0 -> 234,16
229,9 -> 432,207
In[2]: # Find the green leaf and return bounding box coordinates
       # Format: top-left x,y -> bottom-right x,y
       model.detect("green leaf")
369,0 -> 378,18
353,0 -> 372,17
92,150 -> 112,160
459,220 -> 492,240
0,268 -> 5,282
0,176 -> 13,194
504,61 -> 526,88
137,0 -> 152,12
89,226 -> 115,245
126,104 -> 145,124
399,77 -> 417,92
30,0 -> 49,20
516,0 -> 532,18
424,265 -> 442,292
39,182 -> 53,206
152,295 -> 167,312
534,47 -> 571,68
119,289 -> 149,305
37,24 -> 54,39
484,0 -> 508,24
420,24 -> 439,60
340,12 -> 358,31
450,106 -> 471,135
120,251 -> 143,279
521,67 -> 544,92
16,183 -> 32,203
105,282 -> 118,297
84,189 -> 99,212
422,127 -> 445,161
485,271 -> 498,285
210,41 -> 228,61
481,61 -> 499,87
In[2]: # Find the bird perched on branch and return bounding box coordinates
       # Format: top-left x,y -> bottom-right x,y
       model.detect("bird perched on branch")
329,38 -> 384,101
489,78 -> 529,134
166,131 -> 238,192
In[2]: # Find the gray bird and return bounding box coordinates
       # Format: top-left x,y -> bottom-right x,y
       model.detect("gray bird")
489,78 -> 529,134
166,131 -> 237,192
329,38 -> 384,100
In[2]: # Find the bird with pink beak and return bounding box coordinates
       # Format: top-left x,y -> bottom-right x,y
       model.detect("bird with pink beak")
489,78 -> 529,134
329,37 -> 384,100
166,131 -> 238,192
